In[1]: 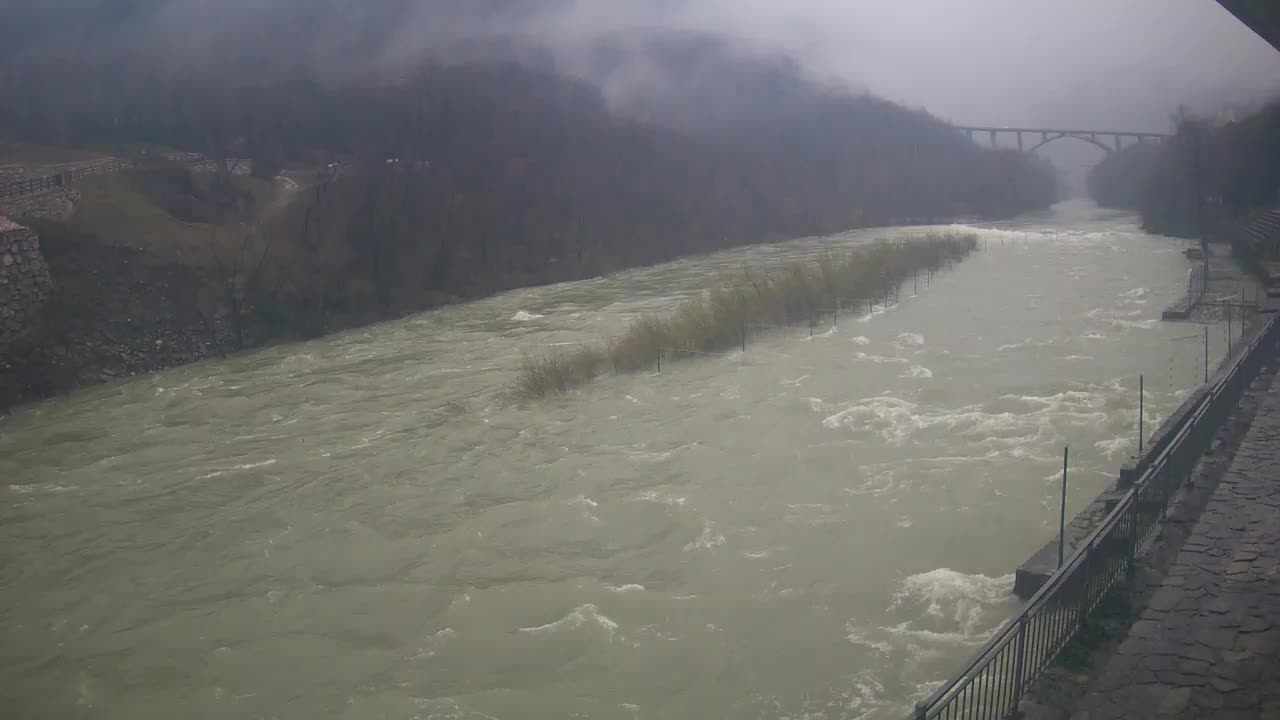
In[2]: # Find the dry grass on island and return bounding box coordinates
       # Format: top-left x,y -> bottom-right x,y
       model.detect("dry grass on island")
517,232 -> 979,398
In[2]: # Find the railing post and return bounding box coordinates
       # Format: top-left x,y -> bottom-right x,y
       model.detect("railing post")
1011,616 -> 1029,705
1078,541 -> 1094,628
1126,497 -> 1139,580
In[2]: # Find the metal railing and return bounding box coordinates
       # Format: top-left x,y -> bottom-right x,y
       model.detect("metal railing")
0,158 -> 132,201
913,309 -> 1280,720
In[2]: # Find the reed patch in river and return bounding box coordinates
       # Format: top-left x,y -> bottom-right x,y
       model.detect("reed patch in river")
517,232 -> 979,397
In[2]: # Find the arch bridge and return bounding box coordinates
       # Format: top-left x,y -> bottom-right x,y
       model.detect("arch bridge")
955,126 -> 1172,153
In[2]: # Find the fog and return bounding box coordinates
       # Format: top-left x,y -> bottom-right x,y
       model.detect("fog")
587,0 -> 1278,130
6,0 -> 1280,134
394,0 -> 1280,131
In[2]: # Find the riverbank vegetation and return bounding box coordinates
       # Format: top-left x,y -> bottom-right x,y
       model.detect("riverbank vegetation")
516,232 -> 978,397
1088,99 -> 1280,237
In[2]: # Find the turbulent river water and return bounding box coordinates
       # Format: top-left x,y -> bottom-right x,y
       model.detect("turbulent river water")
0,200 -> 1246,719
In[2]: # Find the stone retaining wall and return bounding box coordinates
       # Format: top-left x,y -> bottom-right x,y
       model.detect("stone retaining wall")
0,189 -> 79,222
0,216 -> 53,355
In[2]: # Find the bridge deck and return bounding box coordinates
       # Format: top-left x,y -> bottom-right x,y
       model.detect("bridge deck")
954,126 -> 1170,138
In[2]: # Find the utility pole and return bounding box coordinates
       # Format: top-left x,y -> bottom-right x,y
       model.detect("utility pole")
1188,120 -> 1209,293
1227,300 -> 1233,356
1204,326 -> 1210,384
1059,447 -> 1069,569
1139,375 -> 1144,456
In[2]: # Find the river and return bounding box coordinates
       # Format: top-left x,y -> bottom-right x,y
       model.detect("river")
0,200 -> 1245,719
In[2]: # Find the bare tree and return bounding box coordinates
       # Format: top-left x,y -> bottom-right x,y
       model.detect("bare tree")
205,224 -> 278,351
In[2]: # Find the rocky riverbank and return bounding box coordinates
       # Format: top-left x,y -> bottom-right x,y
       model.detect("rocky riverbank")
0,217 -> 236,408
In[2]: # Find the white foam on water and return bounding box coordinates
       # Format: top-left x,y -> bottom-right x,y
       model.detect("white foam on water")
510,311 -> 545,321
517,603 -> 619,635
196,459 -> 277,480
851,336 -> 872,346
1062,355 -> 1095,361
7,484 -> 78,495
855,352 -> 910,365
1120,288 -> 1150,299
684,523 -> 726,551
780,375 -> 809,386
824,394 -> 1103,448
606,584 -> 645,593
1010,446 -> 1063,463
626,449 -> 675,463
891,569 -> 1014,620
1111,318 -> 1159,330
568,495 -> 599,508
1082,332 -> 1107,340
896,332 -> 925,349
843,470 -> 905,497
408,628 -> 459,661
857,302 -> 893,324
823,397 -> 920,444
1094,436 -> 1132,460
886,568 -> 1016,644
901,365 -> 933,379
835,669 -> 892,718
808,397 -> 826,413
634,490 -> 687,507
881,623 -> 978,646
844,624 -> 894,654
999,338 -> 1059,353
1000,389 -> 1106,412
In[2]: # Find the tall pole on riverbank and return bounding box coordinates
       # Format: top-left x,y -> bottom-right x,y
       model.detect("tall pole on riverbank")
1059,446 -> 1069,569
1139,375 -> 1144,456
1204,326 -> 1210,383
1184,118 -> 1210,297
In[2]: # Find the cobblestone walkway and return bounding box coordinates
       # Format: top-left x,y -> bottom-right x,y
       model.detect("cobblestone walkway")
1072,371 -> 1280,719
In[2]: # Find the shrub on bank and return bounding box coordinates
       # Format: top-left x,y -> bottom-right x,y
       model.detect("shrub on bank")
516,232 -> 978,398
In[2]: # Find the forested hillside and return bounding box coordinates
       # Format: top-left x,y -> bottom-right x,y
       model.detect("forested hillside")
1089,99 -> 1280,237
1,1 -> 1059,401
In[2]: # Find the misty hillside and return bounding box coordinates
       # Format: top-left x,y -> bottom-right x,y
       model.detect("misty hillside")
1089,99 -> 1280,237
0,0 -> 1056,361
0,3 -> 1056,222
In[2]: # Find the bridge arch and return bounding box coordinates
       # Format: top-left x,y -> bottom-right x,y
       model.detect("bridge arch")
1027,133 -> 1115,154
955,126 -> 1170,154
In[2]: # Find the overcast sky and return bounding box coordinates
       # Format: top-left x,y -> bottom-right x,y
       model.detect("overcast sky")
516,0 -> 1280,132
10,0 -> 1276,134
